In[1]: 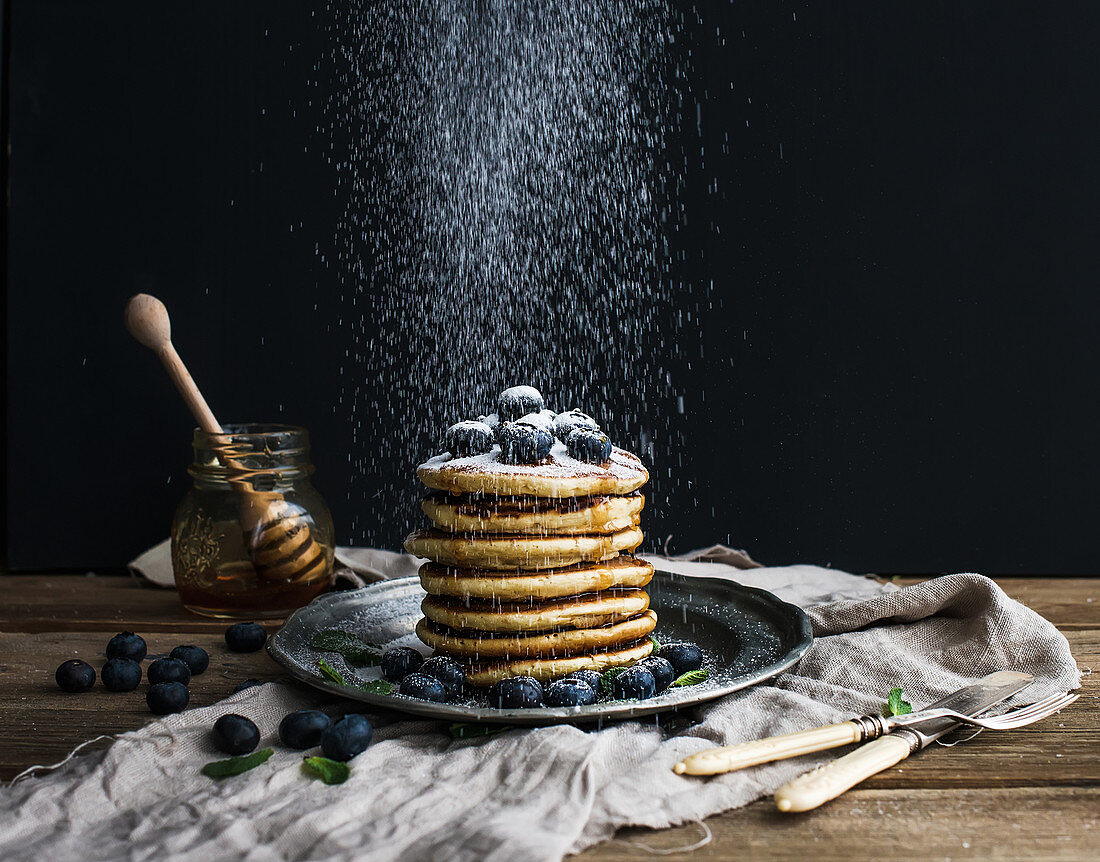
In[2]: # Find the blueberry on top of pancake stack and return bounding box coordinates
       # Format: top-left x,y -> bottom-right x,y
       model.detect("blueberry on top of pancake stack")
404,386 -> 655,689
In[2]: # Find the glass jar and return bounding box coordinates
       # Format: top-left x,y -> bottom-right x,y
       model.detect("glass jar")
171,423 -> 335,618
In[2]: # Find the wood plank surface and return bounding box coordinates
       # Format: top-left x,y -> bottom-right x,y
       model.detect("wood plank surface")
0,573 -> 1095,860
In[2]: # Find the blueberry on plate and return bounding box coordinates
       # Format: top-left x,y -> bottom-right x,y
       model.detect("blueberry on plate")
279,709 -> 333,749
148,657 -> 192,686
636,656 -> 675,693
224,622 -> 267,653
545,678 -> 597,707
170,645 -> 210,675
320,714 -> 373,761
233,678 -> 263,694
381,646 -> 424,682
612,666 -> 656,701
497,386 -> 545,422
489,676 -> 544,709
55,659 -> 96,693
498,422 -> 554,465
212,713 -> 260,756
553,409 -> 599,441
443,420 -> 495,458
659,642 -> 703,676
147,681 -> 189,715
106,631 -> 147,662
101,658 -> 142,692
419,656 -> 467,695
399,672 -> 448,702
564,669 -> 602,691
567,428 -> 612,464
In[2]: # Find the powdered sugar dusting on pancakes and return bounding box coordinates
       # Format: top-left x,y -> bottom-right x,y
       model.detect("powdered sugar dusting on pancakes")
421,441 -> 646,482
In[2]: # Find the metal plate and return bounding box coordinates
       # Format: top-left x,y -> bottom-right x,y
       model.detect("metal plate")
267,569 -> 813,726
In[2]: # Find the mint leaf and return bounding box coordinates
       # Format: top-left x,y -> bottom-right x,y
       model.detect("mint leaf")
885,687 -> 913,716
310,629 -> 382,666
356,679 -> 394,696
649,635 -> 661,653
318,659 -> 346,686
449,722 -> 515,739
599,666 -> 628,694
670,669 -> 709,687
201,748 -> 273,779
302,756 -> 351,785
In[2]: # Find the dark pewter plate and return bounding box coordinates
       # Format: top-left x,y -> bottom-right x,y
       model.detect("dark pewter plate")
267,569 -> 812,726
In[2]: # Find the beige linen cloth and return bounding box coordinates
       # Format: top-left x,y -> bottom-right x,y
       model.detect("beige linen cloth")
0,546 -> 1079,862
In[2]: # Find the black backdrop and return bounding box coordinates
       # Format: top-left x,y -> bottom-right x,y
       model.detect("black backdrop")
5,2 -> 1098,573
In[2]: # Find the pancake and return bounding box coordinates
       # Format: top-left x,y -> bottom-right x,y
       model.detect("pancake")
415,609 -> 657,659
417,441 -> 648,497
421,589 -> 650,633
404,526 -> 643,570
462,639 -> 655,687
418,556 -> 655,601
422,492 -> 644,535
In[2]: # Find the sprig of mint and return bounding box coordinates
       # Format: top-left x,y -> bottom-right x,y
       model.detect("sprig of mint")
884,687 -> 913,716
357,679 -> 394,696
310,629 -> 382,666
599,666 -> 628,694
201,748 -> 274,779
302,756 -> 351,785
449,723 -> 515,739
670,669 -> 709,687
649,635 -> 661,653
316,659 -> 394,696
318,658 -> 346,686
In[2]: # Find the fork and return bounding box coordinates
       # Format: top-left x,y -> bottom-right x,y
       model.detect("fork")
674,691 -> 1078,776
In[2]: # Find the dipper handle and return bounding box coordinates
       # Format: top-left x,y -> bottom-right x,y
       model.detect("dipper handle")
124,294 -> 222,434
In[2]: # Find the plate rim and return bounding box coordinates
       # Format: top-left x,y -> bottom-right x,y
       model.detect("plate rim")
267,568 -> 813,725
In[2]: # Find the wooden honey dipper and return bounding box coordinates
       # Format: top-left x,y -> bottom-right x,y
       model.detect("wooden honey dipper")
124,294 -> 328,586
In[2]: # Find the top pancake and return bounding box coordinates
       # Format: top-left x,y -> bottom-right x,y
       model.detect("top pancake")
417,440 -> 648,497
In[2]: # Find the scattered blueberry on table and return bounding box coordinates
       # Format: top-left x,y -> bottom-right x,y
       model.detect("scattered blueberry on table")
636,656 -> 675,693
55,659 -> 96,693
170,645 -> 210,675
211,713 -> 260,756
419,656 -> 466,696
659,642 -> 703,676
147,681 -> 189,715
381,647 -> 424,682
148,657 -> 192,686
320,714 -> 373,762
225,622 -> 268,653
279,709 -> 333,749
612,666 -> 656,701
489,676 -> 544,709
545,677 -> 597,707
101,658 -> 142,692
399,673 -> 448,703
106,631 -> 147,662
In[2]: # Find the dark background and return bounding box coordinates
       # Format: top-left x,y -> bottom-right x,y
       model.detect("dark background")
4,2 -> 1098,574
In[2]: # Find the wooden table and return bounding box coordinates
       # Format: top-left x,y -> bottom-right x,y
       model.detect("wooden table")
1,574 -> 1095,860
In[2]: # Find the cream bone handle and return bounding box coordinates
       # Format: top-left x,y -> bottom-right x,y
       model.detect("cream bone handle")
674,720 -> 875,776
773,734 -> 913,813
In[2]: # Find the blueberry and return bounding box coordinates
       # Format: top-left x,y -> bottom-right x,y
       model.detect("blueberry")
497,386 -> 545,422
381,647 -> 424,682
567,428 -> 612,464
224,622 -> 267,652
212,713 -> 260,755
55,659 -> 96,693
101,658 -> 142,692
443,420 -> 495,458
545,678 -> 597,707
613,666 -> 656,700
517,410 -> 556,433
147,681 -> 189,715
148,657 -> 192,686
499,422 -> 553,464
169,645 -> 210,675
399,672 -> 448,702
279,709 -> 333,749
553,409 -> 599,441
488,676 -> 544,709
636,656 -> 675,693
233,678 -> 263,693
659,642 -> 704,676
479,413 -> 501,437
320,714 -> 373,761
106,631 -> 147,662
564,669 -> 602,691
419,656 -> 467,695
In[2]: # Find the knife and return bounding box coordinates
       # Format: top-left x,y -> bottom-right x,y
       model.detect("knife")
674,671 -> 1033,777
772,670 -> 1034,812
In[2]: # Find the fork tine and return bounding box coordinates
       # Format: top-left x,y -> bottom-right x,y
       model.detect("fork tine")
983,693 -> 1079,728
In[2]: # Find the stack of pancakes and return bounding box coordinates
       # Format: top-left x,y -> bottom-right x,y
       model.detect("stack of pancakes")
404,440 -> 655,687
